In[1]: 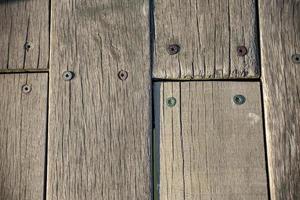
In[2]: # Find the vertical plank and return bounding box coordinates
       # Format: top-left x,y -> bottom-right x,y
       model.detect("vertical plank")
154,81 -> 269,199
47,1 -> 151,200
259,1 -> 300,199
153,0 -> 259,80
0,73 -> 48,200
0,0 -> 49,70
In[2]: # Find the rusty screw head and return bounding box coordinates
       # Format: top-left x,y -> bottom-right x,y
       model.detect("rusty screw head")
237,46 -> 248,56
118,70 -> 128,81
167,44 -> 181,55
62,71 -> 74,81
233,95 -> 246,105
292,54 -> 300,64
22,84 -> 32,94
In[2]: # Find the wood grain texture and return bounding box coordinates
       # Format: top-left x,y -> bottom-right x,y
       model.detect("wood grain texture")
154,81 -> 268,199
47,0 -> 151,199
0,0 -> 49,70
0,73 -> 48,200
259,1 -> 300,199
153,0 -> 259,80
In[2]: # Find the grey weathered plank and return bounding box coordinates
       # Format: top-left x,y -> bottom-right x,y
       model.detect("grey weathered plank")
0,73 -> 48,200
0,0 -> 49,70
153,0 -> 259,80
154,81 -> 268,199
259,1 -> 300,199
47,1 -> 151,199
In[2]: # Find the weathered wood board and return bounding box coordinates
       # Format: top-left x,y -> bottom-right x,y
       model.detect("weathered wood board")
0,0 -> 49,70
259,1 -> 300,199
153,0 -> 259,80
0,73 -> 48,200
47,1 -> 151,199
154,81 -> 269,199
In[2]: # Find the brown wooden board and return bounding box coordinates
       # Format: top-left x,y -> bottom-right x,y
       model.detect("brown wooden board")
154,81 -> 269,199
47,1 -> 151,199
0,0 -> 49,70
153,0 -> 259,80
0,73 -> 48,200
259,1 -> 300,199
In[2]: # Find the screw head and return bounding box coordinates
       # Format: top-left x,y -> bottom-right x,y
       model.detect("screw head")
22,84 -> 32,94
167,44 -> 181,55
62,71 -> 74,81
292,54 -> 300,64
118,70 -> 128,81
233,95 -> 246,105
166,97 -> 177,107
237,46 -> 248,56
24,42 -> 32,51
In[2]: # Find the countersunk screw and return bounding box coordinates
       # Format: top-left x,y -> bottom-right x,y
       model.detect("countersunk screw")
167,44 -> 181,55
24,42 -> 32,51
118,70 -> 128,81
292,54 -> 300,64
237,46 -> 248,56
62,71 -> 74,81
233,94 -> 246,105
22,84 -> 32,94
166,97 -> 177,107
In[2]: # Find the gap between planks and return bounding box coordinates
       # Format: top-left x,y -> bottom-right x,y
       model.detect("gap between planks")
0,68 -> 49,74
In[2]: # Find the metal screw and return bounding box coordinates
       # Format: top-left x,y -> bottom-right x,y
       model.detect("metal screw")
62,71 -> 74,81
233,95 -> 246,105
118,70 -> 128,81
166,97 -> 177,107
292,54 -> 300,64
237,46 -> 248,56
24,42 -> 32,51
22,84 -> 32,94
167,44 -> 181,55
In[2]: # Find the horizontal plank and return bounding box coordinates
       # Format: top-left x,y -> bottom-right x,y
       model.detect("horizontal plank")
0,0 -> 49,69
0,73 -> 48,200
153,0 -> 259,80
154,81 -> 269,199
259,0 -> 300,199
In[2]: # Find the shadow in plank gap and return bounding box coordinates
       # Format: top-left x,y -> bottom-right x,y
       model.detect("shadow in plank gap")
0,0 -> 28,3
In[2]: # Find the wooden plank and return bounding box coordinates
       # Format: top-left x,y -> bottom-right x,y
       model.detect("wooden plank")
0,73 -> 48,200
0,0 -> 49,70
47,1 -> 151,200
154,81 -> 269,199
153,0 -> 259,80
259,1 -> 300,199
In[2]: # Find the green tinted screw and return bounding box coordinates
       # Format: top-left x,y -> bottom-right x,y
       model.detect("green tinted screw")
233,95 -> 246,105
167,97 -> 177,107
